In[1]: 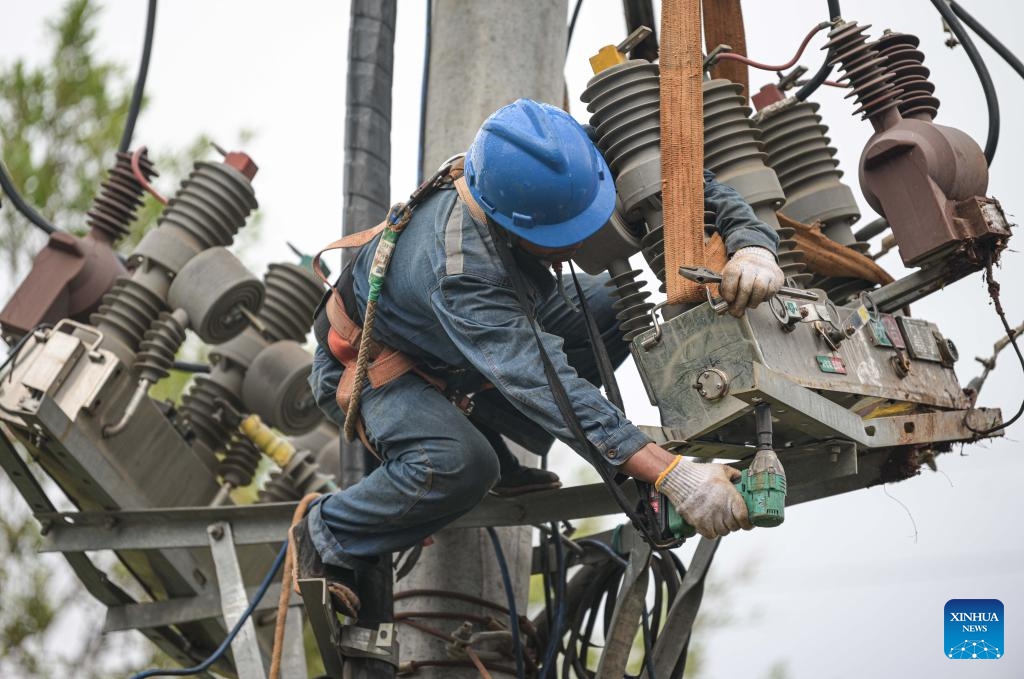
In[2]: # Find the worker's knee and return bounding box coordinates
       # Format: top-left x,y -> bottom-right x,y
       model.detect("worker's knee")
432,432 -> 501,510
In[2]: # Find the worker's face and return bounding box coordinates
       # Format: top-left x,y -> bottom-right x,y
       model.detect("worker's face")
515,238 -> 582,263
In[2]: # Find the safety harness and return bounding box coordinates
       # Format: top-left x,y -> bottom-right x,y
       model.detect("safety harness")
312,159 -> 672,546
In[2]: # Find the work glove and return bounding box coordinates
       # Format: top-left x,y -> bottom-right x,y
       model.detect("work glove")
656,458 -> 752,539
720,246 -> 784,317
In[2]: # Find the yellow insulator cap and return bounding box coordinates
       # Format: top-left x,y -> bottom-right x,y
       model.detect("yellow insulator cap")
590,45 -> 627,74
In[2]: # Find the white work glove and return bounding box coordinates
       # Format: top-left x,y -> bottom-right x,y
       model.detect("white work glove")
720,246 -> 784,317
656,459 -> 752,539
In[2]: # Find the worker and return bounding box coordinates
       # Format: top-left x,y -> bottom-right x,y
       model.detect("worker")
293,99 -> 784,617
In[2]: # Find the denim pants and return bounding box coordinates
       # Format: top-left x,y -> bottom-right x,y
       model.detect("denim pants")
307,272 -> 629,570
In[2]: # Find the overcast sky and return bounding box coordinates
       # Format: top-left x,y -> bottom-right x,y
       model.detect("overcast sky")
2,1 -> 1023,677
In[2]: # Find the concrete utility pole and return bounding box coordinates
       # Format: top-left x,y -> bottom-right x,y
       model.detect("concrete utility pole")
396,1 -> 568,676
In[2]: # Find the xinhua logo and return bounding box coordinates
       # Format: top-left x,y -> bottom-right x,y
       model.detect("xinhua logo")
945,599 -> 1003,659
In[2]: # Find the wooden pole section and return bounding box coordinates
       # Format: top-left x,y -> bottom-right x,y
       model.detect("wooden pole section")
702,0 -> 749,101
661,0 -> 706,304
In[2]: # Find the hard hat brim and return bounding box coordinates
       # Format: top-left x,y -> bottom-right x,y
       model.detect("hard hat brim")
482,176 -> 617,249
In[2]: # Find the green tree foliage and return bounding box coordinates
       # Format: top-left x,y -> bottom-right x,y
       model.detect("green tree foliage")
0,2 -> 230,675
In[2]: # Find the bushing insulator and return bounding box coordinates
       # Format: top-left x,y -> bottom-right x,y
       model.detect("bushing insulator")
875,30 -> 940,121
180,375 -> 240,454
259,263 -> 324,343
259,471 -> 300,503
757,100 -> 861,247
606,263 -> 655,343
824,21 -> 903,121
581,60 -> 662,217
87,150 -> 157,245
217,435 -> 262,489
90,278 -> 169,352
134,309 -> 188,384
154,161 -> 258,251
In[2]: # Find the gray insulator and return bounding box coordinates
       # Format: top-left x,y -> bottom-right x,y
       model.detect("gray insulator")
703,79 -> 785,214
167,247 -> 265,345
259,263 -> 324,343
703,79 -> 813,286
581,60 -> 662,218
258,470 -> 301,503
241,340 -> 318,435
180,375 -> 240,454
258,448 -> 333,503
217,435 -> 262,489
133,309 -> 188,384
606,262 -> 654,343
90,278 -> 168,352
155,161 -> 258,251
875,30 -> 940,121
757,100 -> 861,246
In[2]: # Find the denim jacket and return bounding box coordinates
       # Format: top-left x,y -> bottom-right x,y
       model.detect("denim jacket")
346,170 -> 778,464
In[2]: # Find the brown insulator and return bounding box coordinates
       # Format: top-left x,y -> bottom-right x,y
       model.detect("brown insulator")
87,150 -> 157,245
217,435 -> 262,489
824,21 -> 903,121
259,263 -> 324,343
874,30 -> 940,121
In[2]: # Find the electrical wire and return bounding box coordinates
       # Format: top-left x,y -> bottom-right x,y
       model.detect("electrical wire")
416,0 -> 432,185
539,522 -> 567,678
119,0 -> 158,154
929,0 -> 999,165
567,0 -> 584,52
171,360 -> 210,374
714,22 -> 830,73
131,146 -> 167,205
966,263 -> 1024,437
949,1 -> 1024,82
127,540 -> 287,679
485,527 -> 525,679
0,161 -> 58,235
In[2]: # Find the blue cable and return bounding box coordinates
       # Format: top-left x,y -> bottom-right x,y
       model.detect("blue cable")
486,527 -> 525,679
128,541 -> 288,679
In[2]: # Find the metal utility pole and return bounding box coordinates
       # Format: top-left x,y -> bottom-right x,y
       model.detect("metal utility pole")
397,1 -> 568,676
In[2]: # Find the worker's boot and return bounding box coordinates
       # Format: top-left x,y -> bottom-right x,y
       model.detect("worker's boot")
290,515 -> 361,619
483,426 -> 562,497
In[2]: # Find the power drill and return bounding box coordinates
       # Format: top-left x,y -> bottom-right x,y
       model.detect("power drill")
654,403 -> 787,540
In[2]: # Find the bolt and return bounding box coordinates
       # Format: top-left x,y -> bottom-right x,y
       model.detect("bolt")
208,524 -> 224,541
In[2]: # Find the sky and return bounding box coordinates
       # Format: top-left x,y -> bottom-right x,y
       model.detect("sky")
1,1 -> 1023,678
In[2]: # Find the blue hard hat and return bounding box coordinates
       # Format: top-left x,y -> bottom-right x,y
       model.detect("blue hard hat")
464,99 -> 616,249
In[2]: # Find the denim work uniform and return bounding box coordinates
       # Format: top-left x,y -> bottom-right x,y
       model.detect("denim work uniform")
308,170 -> 779,571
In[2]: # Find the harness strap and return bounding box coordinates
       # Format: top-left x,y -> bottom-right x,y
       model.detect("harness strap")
454,176 -> 487,224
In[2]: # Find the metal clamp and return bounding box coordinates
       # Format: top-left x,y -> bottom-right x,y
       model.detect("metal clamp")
340,623 -> 400,667
640,301 -> 668,350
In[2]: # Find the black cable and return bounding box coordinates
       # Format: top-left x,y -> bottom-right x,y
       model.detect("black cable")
171,360 -> 210,374
128,540 -> 287,678
119,0 -> 158,154
567,0 -> 584,52
416,0 -> 432,185
827,0 -> 841,21
967,264 -> 1024,437
486,527 -> 525,679
540,522 -> 567,678
949,1 -> 1024,82
0,161 -> 58,235
929,0 -> 999,165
